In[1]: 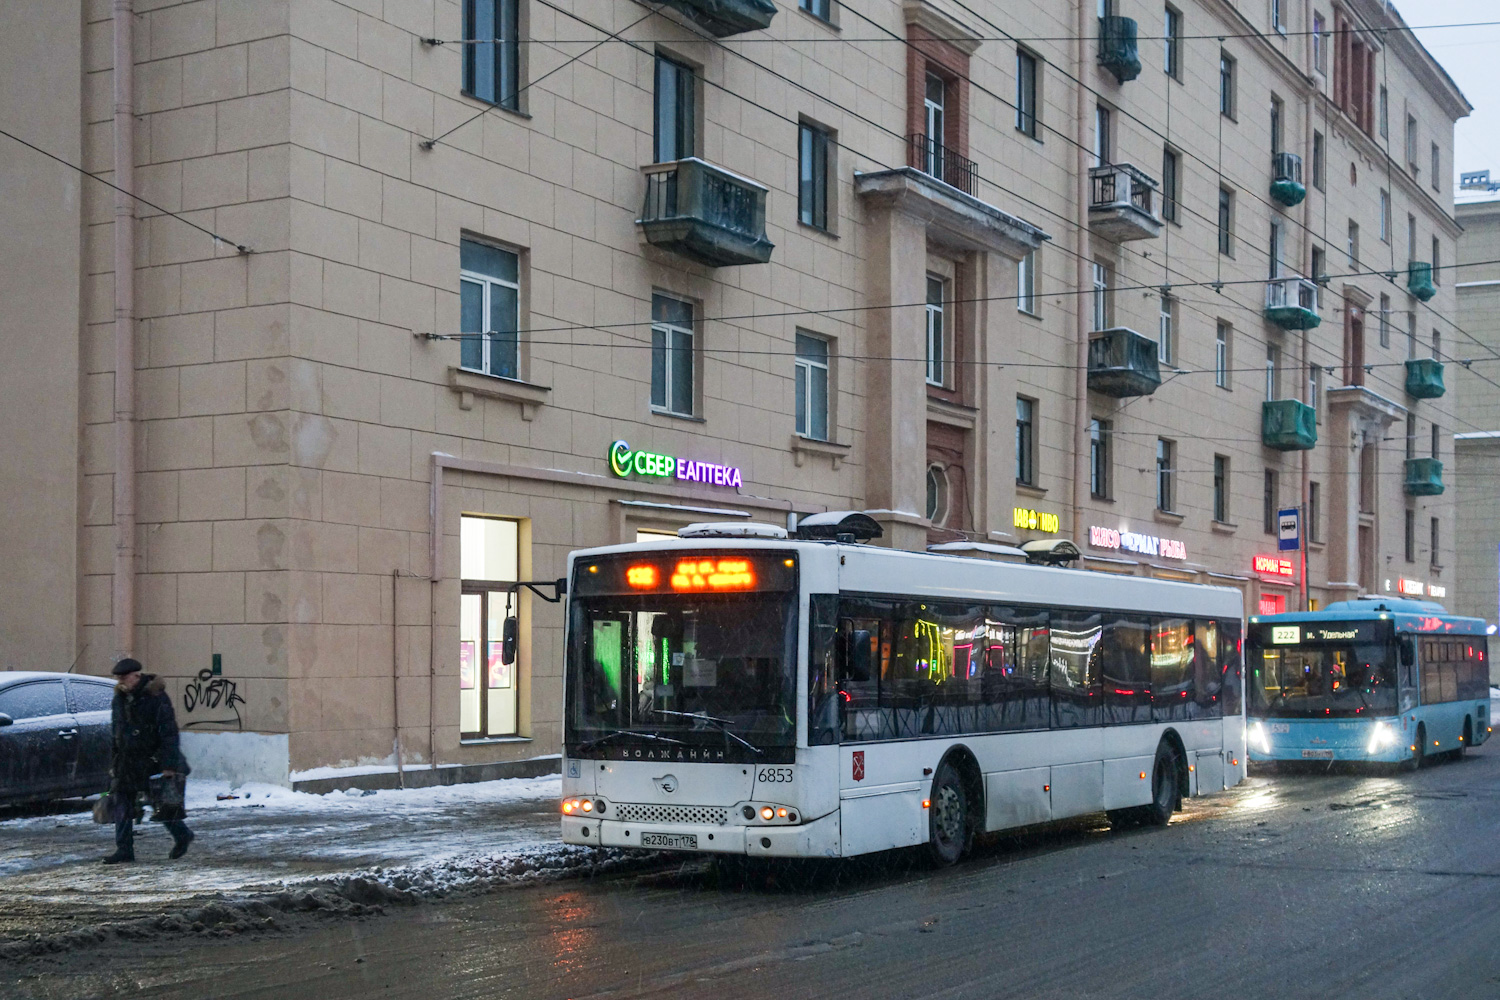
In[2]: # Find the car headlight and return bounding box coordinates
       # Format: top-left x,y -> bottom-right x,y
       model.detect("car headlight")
1367,721 -> 1397,753
1251,721 -> 1271,754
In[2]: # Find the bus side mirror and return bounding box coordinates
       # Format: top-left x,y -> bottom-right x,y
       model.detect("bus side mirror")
0,713 -> 11,727
501,616 -> 519,666
840,629 -> 872,683
1398,635 -> 1415,668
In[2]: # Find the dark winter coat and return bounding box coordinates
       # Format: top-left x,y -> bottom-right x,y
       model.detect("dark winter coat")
110,674 -> 190,794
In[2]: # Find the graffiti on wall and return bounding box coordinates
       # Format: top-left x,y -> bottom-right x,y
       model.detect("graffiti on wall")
181,669 -> 246,730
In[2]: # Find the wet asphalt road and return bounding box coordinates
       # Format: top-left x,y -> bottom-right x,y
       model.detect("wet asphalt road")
14,747 -> 1500,1000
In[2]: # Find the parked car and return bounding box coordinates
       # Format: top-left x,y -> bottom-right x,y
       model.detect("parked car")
0,672 -> 116,806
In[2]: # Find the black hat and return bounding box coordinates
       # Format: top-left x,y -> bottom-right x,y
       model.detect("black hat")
111,657 -> 143,676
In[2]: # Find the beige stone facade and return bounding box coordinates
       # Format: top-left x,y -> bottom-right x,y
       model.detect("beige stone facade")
1454,198 -> 1500,641
0,0 -> 1469,780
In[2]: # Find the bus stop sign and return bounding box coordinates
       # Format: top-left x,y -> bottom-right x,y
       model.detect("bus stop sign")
1278,508 -> 1300,551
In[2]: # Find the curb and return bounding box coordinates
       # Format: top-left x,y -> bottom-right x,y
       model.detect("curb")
291,756 -> 560,795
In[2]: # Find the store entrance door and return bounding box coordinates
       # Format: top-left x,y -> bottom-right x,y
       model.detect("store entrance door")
460,587 -> 518,738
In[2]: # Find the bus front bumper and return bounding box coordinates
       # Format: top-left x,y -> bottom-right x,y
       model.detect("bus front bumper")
562,810 -> 841,858
1247,719 -> 1411,763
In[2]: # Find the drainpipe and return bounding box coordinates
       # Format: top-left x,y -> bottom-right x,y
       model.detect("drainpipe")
392,569 -> 405,789
1072,0 -> 1091,550
112,0 -> 136,663
1300,0 -> 1315,612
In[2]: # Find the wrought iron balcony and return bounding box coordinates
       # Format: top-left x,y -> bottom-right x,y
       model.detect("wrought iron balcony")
1264,275 -> 1321,330
1407,261 -> 1436,302
1404,457 -> 1444,496
907,134 -> 978,198
655,0 -> 775,35
1087,164 -> 1161,241
1098,16 -> 1141,83
1270,152 -> 1305,207
1405,358 -> 1446,399
1261,399 -> 1318,451
1087,327 -> 1161,397
638,158 -> 773,267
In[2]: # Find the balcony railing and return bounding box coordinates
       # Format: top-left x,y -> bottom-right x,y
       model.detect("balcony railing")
1264,275 -> 1321,330
655,0 -> 776,35
1098,16 -> 1141,83
638,158 -> 773,267
907,134 -> 978,198
1087,163 -> 1161,241
1408,261 -> 1437,302
1261,399 -> 1318,451
1087,327 -> 1161,397
1404,457 -> 1444,496
1270,152 -> 1306,207
1405,358 -> 1446,399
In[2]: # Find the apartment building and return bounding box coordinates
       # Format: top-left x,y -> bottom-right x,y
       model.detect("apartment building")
0,0 -> 1467,782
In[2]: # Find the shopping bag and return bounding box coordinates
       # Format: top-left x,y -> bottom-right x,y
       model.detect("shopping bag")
147,772 -> 188,823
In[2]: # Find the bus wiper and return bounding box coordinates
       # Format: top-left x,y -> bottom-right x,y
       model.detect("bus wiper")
577,729 -> 685,753
648,710 -> 764,756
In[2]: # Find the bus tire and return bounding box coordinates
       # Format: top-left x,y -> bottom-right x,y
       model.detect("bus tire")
925,759 -> 971,867
1142,742 -> 1180,827
1403,724 -> 1426,772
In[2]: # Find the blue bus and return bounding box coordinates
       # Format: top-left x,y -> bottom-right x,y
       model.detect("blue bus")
1246,597 -> 1492,768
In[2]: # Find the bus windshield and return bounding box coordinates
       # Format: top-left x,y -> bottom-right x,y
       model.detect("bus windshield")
1251,643 -> 1398,717
566,589 -> 798,758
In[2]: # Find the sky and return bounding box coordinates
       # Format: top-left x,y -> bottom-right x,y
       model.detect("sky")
1408,0 -> 1500,193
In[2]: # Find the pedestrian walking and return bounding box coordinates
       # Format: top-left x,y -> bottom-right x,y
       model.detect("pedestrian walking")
102,658 -> 194,864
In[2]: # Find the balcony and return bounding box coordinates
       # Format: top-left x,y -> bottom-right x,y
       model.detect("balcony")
1407,261 -> 1437,302
1270,152 -> 1306,207
1264,275 -> 1321,330
1087,327 -> 1161,397
638,158 -> 773,267
907,134 -> 978,199
655,0 -> 775,36
1405,358 -> 1446,399
1261,399 -> 1318,451
1404,457 -> 1444,496
1097,16 -> 1141,83
1087,164 -> 1161,242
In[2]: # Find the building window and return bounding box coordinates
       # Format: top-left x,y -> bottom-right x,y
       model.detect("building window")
1091,260 -> 1111,330
1164,6 -> 1182,80
925,274 -> 946,386
1265,342 -> 1281,401
1430,517 -> 1440,566
1309,364 -> 1321,418
1213,454 -> 1229,522
1308,481 -> 1321,543
798,122 -> 831,231
923,71 -> 946,175
459,515 -> 520,739
1269,219 -> 1283,279
1404,508 -> 1415,563
650,293 -> 694,416
1270,96 -> 1284,155
1347,220 -> 1359,267
1406,114 -> 1419,173
926,465 -> 949,525
1094,105 -> 1112,167
1017,250 -> 1038,315
794,332 -> 830,441
1378,86 -> 1389,138
1215,322 -> 1230,389
1016,49 -> 1039,138
1158,293 -> 1175,365
799,0 -> 832,22
1263,469 -> 1278,535
463,0 -> 520,110
1379,293 -> 1390,347
1016,397 -> 1036,486
1431,142 -> 1441,192
1432,328 -> 1441,361
1405,414 -> 1416,461
1219,51 -> 1236,118
1432,236 -> 1442,284
1218,187 -> 1234,256
1090,418 -> 1112,499
1432,422 -> 1441,458
1271,0 -> 1284,33
1311,246 -> 1326,284
1337,15 -> 1376,134
459,239 -> 520,380
1379,189 -> 1390,244
1408,213 -> 1418,263
1156,439 -> 1175,512
1312,131 -> 1325,190
1407,302 -> 1417,359
1161,146 -> 1180,223
654,54 -> 696,163
1313,12 -> 1326,74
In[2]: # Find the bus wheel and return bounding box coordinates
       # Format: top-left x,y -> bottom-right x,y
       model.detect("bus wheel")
1403,724 -> 1426,772
926,760 -> 970,867
1142,742 -> 1180,827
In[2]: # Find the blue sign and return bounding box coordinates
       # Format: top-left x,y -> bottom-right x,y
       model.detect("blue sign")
1277,507 -> 1300,552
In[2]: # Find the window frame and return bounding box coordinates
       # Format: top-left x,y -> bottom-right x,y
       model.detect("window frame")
797,120 -> 832,232
1312,131 -> 1325,191
650,293 -> 696,417
1161,146 -> 1180,224
793,331 -> 831,441
1090,417 -> 1112,500
462,0 -> 522,111
1379,188 -> 1390,244
1164,5 -> 1182,80
1158,292 -> 1175,365
1270,0 -> 1285,34
1215,321 -> 1231,390
1431,142 -> 1441,192
1313,12 -> 1326,74
1219,51 -> 1236,119
1263,468 -> 1278,535
798,0 -> 833,23
1017,249 -> 1039,316
1091,260 -> 1112,330
1378,293 -> 1391,348
653,53 -> 697,164
1308,481 -> 1321,544
1015,47 -> 1040,139
1156,438 -> 1176,513
1213,454 -> 1229,523
459,240 -> 522,381
1016,396 -> 1037,487
1218,186 -> 1234,257
1404,507 -> 1416,563
1265,342 -> 1281,401
1347,219 -> 1360,267
925,273 -> 947,387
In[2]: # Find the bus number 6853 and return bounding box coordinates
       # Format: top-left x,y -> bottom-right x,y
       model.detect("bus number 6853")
757,767 -> 794,783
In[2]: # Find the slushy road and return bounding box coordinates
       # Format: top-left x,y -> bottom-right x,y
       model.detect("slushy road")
15,749 -> 1500,1000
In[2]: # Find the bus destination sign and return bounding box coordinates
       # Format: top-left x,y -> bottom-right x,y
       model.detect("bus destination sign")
1253,621 -> 1385,646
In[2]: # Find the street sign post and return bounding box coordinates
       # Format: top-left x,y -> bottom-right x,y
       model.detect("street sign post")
1277,507 -> 1300,552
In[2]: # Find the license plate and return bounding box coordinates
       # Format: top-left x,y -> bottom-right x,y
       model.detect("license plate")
640,833 -> 698,850
1301,749 -> 1335,760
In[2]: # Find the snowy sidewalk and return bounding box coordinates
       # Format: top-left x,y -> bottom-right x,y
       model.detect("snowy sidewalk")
0,774 -> 564,940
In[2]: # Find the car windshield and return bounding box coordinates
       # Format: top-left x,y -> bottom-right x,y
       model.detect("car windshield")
1250,643 -> 1398,717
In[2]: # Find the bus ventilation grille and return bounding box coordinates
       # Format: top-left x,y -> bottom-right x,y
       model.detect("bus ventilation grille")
614,803 -> 730,826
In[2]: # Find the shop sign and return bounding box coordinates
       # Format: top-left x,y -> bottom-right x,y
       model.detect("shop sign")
1253,554 -> 1294,577
1398,578 -> 1425,597
1427,583 -> 1447,599
1013,507 -> 1060,533
1088,525 -> 1187,561
608,440 -> 743,488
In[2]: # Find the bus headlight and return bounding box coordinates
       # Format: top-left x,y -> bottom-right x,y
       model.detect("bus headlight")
1367,722 -> 1397,753
1250,722 -> 1271,754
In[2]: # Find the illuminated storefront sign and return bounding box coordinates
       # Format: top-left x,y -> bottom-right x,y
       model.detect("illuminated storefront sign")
608,440 -> 743,488
1427,584 -> 1447,598
1253,554 -> 1294,577
1088,525 -> 1187,561
1013,507 -> 1060,533
1399,578 -> 1425,596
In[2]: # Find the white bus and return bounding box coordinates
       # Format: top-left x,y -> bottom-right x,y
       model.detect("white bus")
558,516 -> 1246,864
